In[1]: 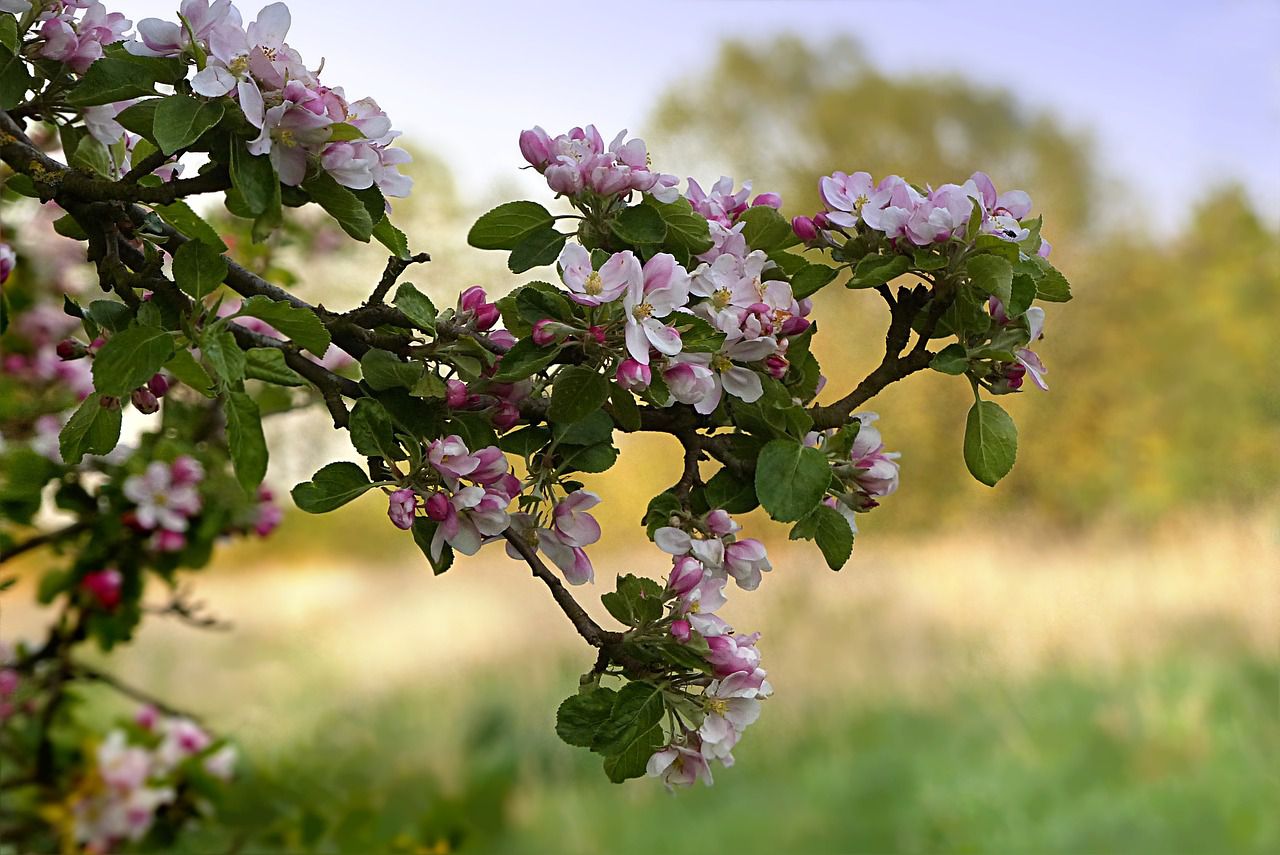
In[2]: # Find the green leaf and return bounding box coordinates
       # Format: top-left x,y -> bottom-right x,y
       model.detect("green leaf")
201,327 -> 246,385
642,196 -> 714,254
326,122 -> 365,142
86,300 -> 131,333
556,688 -> 618,749
790,263 -> 838,299
302,170 -> 374,241
499,426 -> 552,457
755,438 -> 831,522
644,491 -> 681,540
548,366 -> 610,424
930,343 -> 970,375
738,205 -> 798,252
912,249 -> 949,271
243,348 -> 303,386
411,518 -> 454,575
229,142 -> 277,217
514,283 -> 573,326
789,503 -> 854,570
116,99 -> 160,141
67,57 -> 159,107
373,216 -> 411,259
152,93 -> 224,155
235,295 -> 331,355
467,201 -> 554,250
563,443 -> 619,474
291,462 -> 375,513
704,467 -> 759,513
966,254 -> 1014,306
69,137 -> 112,177
53,214 -> 89,240
0,46 -> 32,111
491,337 -> 559,381
611,204 -> 666,245
553,409 -> 614,446
849,254 -> 911,288
598,682 -> 666,783
349,399 -> 403,461
601,574 -> 665,628
1031,258 -> 1072,302
171,240 -> 227,300
360,349 -> 422,390
92,325 -> 175,397
1007,272 -> 1037,318
153,202 -> 227,251
0,17 -> 18,54
393,283 -> 436,331
59,397 -> 122,464
508,227 -> 566,273
963,400 -> 1018,487
609,385 -> 641,432
164,350 -> 215,397
225,391 -> 268,492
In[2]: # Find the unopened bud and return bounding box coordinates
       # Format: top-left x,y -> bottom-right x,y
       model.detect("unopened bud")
131,387 -> 160,414
99,395 -> 120,411
424,491 -> 450,521
147,373 -> 170,397
56,339 -> 86,361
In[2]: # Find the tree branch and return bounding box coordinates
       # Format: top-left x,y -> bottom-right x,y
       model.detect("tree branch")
0,522 -> 90,564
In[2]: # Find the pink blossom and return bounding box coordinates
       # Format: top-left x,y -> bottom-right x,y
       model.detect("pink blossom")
647,737 -> 714,789
551,490 -> 602,548
615,358 -> 651,392
387,488 -> 418,530
792,216 -> 818,242
966,171 -> 1033,240
151,529 -> 186,552
0,243 -> 14,284
623,253 -> 689,365
723,539 -> 771,590
557,244 -> 635,307
427,435 -> 481,484
862,175 -> 923,239
667,556 -> 705,596
848,413 -> 901,498
819,170 -> 875,229
698,679 -> 763,763
446,379 -> 469,408
123,462 -> 202,531
904,183 -> 974,246
129,0 -> 239,57
686,176 -> 752,226
81,570 -> 123,610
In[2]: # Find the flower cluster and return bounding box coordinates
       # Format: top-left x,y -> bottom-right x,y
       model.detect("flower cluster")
805,412 -> 902,533
67,707 -> 234,853
686,175 -> 783,264
122,1 -> 411,194
520,125 -> 680,202
0,303 -> 95,401
28,1 -> 131,74
800,170 -> 1049,255
122,457 -> 205,552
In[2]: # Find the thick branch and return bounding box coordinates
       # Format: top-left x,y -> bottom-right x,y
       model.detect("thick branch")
500,529 -> 617,648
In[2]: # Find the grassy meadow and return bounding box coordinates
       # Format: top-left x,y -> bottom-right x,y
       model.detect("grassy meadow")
5,506 -> 1276,854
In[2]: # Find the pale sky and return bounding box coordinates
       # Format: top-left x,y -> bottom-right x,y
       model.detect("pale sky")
121,0 -> 1280,233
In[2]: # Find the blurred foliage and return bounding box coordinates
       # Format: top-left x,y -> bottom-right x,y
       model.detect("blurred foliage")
649,38 -> 1280,529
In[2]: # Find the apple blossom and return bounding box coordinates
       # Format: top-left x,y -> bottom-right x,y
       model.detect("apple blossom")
387,488 -> 418,530
623,253 -> 689,365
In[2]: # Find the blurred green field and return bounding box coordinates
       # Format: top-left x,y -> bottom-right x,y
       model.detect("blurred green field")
9,510 -> 1275,853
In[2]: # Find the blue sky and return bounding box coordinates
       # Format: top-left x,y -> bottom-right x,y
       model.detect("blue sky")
123,0 -> 1280,233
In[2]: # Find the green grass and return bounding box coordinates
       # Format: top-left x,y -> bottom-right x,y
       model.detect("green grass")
160,647 -> 1278,855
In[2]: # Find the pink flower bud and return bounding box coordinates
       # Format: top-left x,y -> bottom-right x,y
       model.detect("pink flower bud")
424,491 -> 450,521
780,316 -> 810,337
81,569 -> 123,610
492,400 -> 520,431
588,325 -> 607,345
446,379 -> 469,409
791,216 -> 818,242
147,373 -> 170,397
519,127 -> 553,169
488,329 -> 516,353
765,353 -> 789,379
0,244 -> 14,284
387,488 -> 418,530
812,211 -> 831,229
532,319 -> 559,347
615,358 -> 651,392
474,303 -> 500,331
99,395 -> 120,411
170,455 -> 204,486
0,669 -> 18,699
56,339 -> 84,361
671,619 -> 692,644
752,192 -> 783,209
669,555 -> 705,595
89,337 -> 105,353
704,509 -> 738,537
459,285 -> 488,314
131,388 -> 159,414
152,529 -> 186,552
135,704 -> 159,730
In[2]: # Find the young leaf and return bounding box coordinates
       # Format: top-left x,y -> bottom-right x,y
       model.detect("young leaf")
235,295 -> 331,355
930,343 -> 970,375
548,366 -> 610,423
59,397 -> 122,464
597,682 -> 666,783
611,204 -> 666,245
372,215 -> 411,259
601,574 -> 665,628
738,206 -> 798,252
490,338 -> 559,382
790,263 -> 838,299
789,503 -> 854,570
152,93 -> 224,155
164,350 -> 215,397
229,142 -> 277,217
224,391 -> 268,492
153,201 -> 227,251
849,254 -> 911,288
291,462 -> 375,513
393,283 -> 436,331
360,348 -> 422,390
642,196 -> 714,254
508,227 -> 566,273
703,467 -> 759,513
966,254 -> 1014,306
243,348 -> 303,386
172,240 -> 227,300
348,398 -> 403,461
963,399 -> 1018,486
66,57 -> 159,106
556,688 -> 619,749
91,325 -> 175,397
302,171 -> 374,241
754,438 -> 831,522
201,327 -> 246,385
467,201 -> 554,250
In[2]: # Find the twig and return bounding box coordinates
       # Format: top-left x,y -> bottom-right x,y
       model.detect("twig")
367,252 -> 431,305
0,522 -> 90,563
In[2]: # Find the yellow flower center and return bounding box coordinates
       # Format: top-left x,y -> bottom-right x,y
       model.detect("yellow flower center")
229,56 -> 250,75
707,698 -> 729,716
712,288 -> 732,309
278,129 -> 296,148
712,354 -> 732,373
632,302 -> 653,320
584,271 -> 603,296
